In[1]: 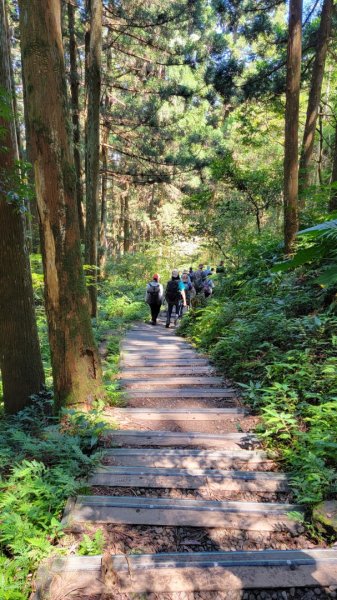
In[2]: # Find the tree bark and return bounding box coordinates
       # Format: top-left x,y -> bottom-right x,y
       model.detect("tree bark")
299,0 -> 333,202
0,0 -> 44,414
68,2 -> 85,240
284,0 -> 302,254
19,0 -> 102,410
329,123 -> 337,212
124,192 -> 131,253
22,66 -> 40,253
99,125 -> 108,275
85,0 -> 102,317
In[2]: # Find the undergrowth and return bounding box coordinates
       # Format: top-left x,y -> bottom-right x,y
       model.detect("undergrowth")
0,395 -> 107,599
180,239 -> 337,510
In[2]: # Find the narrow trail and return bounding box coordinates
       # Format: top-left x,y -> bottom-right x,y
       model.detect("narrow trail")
37,321 -> 337,599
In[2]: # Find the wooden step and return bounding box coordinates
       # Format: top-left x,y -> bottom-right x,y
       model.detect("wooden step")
120,366 -> 213,377
107,407 -> 246,422
123,389 -> 237,399
103,447 -> 273,469
121,343 -> 193,349
120,359 -> 209,367
121,349 -> 199,356
103,430 -> 260,449
36,549 -> 337,595
120,344 -> 198,358
63,495 -> 303,532
90,466 -> 289,491
121,376 -> 224,387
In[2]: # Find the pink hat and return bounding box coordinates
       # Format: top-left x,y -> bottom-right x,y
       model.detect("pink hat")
153,274 -> 159,280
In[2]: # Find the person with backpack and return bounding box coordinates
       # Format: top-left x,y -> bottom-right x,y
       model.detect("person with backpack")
165,269 -> 187,328
203,275 -> 214,298
189,267 -> 195,282
181,272 -> 195,309
194,264 -> 206,294
145,274 -> 164,325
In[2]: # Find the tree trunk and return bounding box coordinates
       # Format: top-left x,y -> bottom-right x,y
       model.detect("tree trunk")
19,0 -> 102,410
0,0 -> 44,414
299,0 -> 333,202
85,0 -> 102,318
22,66 -> 40,253
68,2 -> 85,240
119,192 -> 125,255
124,192 -> 131,253
317,106 -> 324,186
99,125 -> 108,275
283,0 -> 302,254
329,123 -> 337,212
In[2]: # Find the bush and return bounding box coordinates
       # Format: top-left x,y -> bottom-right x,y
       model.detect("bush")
180,241 -> 337,507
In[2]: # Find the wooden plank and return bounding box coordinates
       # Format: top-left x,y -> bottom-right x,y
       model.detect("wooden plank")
120,359 -> 209,367
121,376 -> 224,387
64,495 -> 303,532
103,448 -> 273,469
122,343 -> 191,349
120,366 -> 213,376
122,350 -> 197,354
34,549 -> 337,595
103,430 -> 260,449
123,389 -> 237,399
108,407 -> 246,421
89,466 -> 289,491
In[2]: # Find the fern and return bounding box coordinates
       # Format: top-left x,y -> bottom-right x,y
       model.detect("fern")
0,403 -> 108,599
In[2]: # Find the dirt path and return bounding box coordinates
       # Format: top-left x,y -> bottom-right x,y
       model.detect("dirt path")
36,321 -> 337,599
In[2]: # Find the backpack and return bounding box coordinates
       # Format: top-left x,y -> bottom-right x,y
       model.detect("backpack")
147,282 -> 161,305
194,271 -> 205,293
165,279 -> 181,303
183,282 -> 192,302
203,281 -> 212,297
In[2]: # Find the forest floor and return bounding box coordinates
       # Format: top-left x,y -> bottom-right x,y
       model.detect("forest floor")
38,317 -> 337,600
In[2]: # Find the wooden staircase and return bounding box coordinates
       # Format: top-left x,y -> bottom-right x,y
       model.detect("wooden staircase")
35,322 -> 337,598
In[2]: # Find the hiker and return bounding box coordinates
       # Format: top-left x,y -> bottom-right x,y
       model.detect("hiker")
203,275 -> 214,298
216,260 -> 225,274
165,269 -> 187,328
182,269 -> 192,283
145,274 -> 163,325
181,272 -> 195,309
193,264 -> 206,294
189,267 -> 195,282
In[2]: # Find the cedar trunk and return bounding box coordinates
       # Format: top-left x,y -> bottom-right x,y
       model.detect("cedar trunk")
68,2 -> 85,240
0,0 -> 44,414
299,0 -> 333,202
19,0 -> 102,410
329,124 -> 337,212
99,125 -> 109,275
85,0 -> 102,317
283,0 -> 302,254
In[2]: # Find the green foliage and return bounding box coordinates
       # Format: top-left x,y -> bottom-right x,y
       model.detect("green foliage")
0,399 -> 107,599
77,529 -> 105,556
180,239 -> 337,507
273,218 -> 337,286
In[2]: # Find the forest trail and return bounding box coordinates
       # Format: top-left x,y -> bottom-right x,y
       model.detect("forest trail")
37,322 -> 337,599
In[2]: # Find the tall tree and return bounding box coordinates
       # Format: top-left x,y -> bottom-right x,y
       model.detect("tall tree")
0,0 -> 44,414
284,0 -> 302,254
329,123 -> 337,212
85,0 -> 102,317
299,0 -> 333,201
19,0 -> 102,410
68,1 -> 85,240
